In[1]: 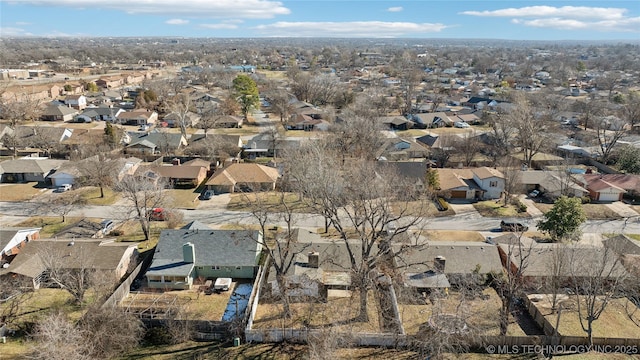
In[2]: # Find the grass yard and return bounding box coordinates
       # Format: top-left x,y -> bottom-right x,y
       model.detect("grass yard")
253,292 -> 381,333
474,200 -> 529,218
120,286 -> 233,321
77,186 -> 119,205
283,130 -> 323,138
424,230 -> 485,242
396,129 -> 430,137
533,203 -> 622,220
114,219 -> 181,251
398,288 -> 526,337
0,182 -> 46,201
15,216 -> 84,238
227,192 -> 314,213
392,199 -> 456,218
164,188 -> 200,209
538,297 -> 640,338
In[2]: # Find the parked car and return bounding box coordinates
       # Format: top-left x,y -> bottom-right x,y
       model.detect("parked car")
55,184 -> 72,193
500,220 -> 529,232
138,125 -> 150,131
200,190 -> 215,200
454,121 -> 470,128
149,208 -> 166,221
529,189 -> 540,198
101,219 -> 114,233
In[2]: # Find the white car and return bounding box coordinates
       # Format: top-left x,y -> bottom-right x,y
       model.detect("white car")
454,121 -> 470,128
55,184 -> 72,192
529,189 -> 540,198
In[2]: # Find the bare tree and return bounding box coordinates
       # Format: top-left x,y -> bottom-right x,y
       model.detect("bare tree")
266,89 -> 293,122
29,311 -> 91,360
493,233 -> 534,335
454,131 -> 480,167
114,174 -> 167,241
288,149 -> 428,322
510,93 -> 550,168
37,244 -> 98,304
37,191 -> 86,223
595,115 -> 627,164
569,245 -> 628,347
499,157 -> 523,207
0,275 -> 33,332
76,153 -> 119,198
165,92 -> 192,141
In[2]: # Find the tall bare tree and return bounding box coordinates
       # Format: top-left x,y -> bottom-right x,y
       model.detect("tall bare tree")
77,153 -> 119,198
595,115 -> 627,164
510,93 -> 549,168
114,174 -> 167,241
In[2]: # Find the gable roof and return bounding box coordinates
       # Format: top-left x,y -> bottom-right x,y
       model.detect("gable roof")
393,241 -> 503,275
129,132 -> 185,149
376,161 -> 429,182
472,167 -> 504,180
205,163 -> 279,186
137,165 -> 205,179
579,174 -> 640,192
0,158 -> 67,174
1,239 -> 134,278
41,104 -> 78,116
152,229 -> 260,267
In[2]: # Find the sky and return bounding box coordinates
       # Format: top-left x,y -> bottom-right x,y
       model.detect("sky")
0,1 -> 639,40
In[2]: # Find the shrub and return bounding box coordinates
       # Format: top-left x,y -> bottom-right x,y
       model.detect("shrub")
581,196 -> 591,204
109,229 -> 124,236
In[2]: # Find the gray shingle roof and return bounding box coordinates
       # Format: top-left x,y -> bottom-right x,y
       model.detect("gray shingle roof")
152,229 -> 260,267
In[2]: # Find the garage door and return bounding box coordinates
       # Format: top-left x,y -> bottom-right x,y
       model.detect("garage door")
450,191 -> 467,199
598,192 -> 620,202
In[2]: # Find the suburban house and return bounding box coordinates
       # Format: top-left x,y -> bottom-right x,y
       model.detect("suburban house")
244,133 -> 311,158
162,111 -> 201,128
40,104 -> 78,122
211,115 -> 244,129
266,229 -> 364,299
519,170 -> 588,199
379,116 -> 414,131
497,239 -> 628,287
95,76 -> 124,89
125,132 -> 187,156
8,126 -> 74,151
85,106 -> 126,122
375,161 -> 431,193
0,239 -> 138,289
285,114 -> 329,131
435,167 -> 505,200
204,163 -> 280,194
0,227 -> 41,264
47,155 -> 142,187
392,241 -> 503,289
376,138 -> 430,161
117,110 -> 158,126
575,174 -> 640,201
64,95 -> 87,110
145,228 -> 263,290
0,158 -> 67,183
136,164 -> 208,188
414,112 -> 453,128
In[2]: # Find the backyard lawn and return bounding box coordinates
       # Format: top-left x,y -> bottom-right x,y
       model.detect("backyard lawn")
164,188 -> 200,209
398,288 -> 526,337
424,230 -> 485,242
77,186 -> 119,205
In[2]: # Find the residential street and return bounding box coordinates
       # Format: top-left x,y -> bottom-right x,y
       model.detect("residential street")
1,200 -> 639,236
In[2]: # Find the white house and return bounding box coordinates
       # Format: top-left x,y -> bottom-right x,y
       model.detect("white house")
64,95 -> 87,110
472,167 -> 505,199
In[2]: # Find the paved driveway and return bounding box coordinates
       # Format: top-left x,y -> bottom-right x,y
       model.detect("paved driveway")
606,201 -> 639,218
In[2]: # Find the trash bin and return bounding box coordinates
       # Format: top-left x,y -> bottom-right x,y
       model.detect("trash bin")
233,337 -> 241,347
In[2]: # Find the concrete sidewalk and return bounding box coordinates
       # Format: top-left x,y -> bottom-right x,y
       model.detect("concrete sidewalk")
518,195 -> 543,217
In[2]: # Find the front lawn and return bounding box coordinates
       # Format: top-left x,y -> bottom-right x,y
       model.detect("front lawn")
227,192 -> 314,213
0,182 -> 45,201
533,203 -> 621,220
474,200 -> 528,218
425,230 -> 485,242
15,216 -> 84,237
164,188 -> 200,209
77,186 -> 119,205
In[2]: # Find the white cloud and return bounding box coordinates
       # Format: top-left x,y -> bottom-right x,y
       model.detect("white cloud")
387,6 -> 403,12
462,6 -> 639,33
15,22 -> 32,26
513,17 -> 640,32
0,27 -> 32,36
254,21 -> 448,37
166,19 -> 189,25
461,6 -> 627,20
11,0 -> 290,18
200,23 -> 239,30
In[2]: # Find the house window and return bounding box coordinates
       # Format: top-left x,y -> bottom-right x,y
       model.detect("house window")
236,266 -> 242,270
212,266 -> 220,270
490,181 -> 498,187
197,266 -> 204,270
